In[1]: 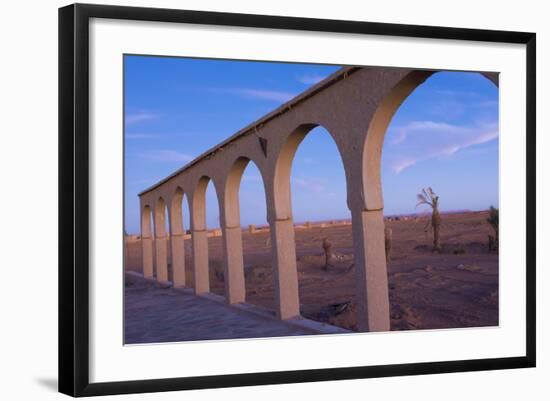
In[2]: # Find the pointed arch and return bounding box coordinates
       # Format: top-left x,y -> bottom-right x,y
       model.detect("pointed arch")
362,70 -> 499,211
273,123 -> 348,221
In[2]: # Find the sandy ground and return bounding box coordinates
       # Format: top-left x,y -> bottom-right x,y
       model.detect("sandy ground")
125,211 -> 498,332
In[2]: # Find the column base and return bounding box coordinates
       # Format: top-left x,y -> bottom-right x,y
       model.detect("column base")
351,209 -> 390,332
270,218 -> 300,320
223,226 -> 246,304
171,233 -> 186,287
192,229 -> 210,294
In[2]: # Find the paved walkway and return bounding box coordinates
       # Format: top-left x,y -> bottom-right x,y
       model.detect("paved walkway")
124,277 -> 312,344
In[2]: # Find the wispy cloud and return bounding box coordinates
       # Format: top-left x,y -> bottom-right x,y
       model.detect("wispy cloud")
390,129 -> 408,146
393,158 -> 419,174
139,150 -> 194,163
297,74 -> 327,85
209,87 -> 296,103
439,130 -> 498,156
234,88 -> 296,103
125,112 -> 159,125
386,120 -> 498,174
391,121 -> 467,145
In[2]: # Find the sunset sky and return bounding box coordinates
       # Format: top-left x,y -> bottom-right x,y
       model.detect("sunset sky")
124,56 -> 499,234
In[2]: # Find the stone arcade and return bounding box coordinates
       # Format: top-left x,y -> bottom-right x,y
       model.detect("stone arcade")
138,66 -> 497,332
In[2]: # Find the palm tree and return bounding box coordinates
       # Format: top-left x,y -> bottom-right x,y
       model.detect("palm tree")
417,187 -> 442,252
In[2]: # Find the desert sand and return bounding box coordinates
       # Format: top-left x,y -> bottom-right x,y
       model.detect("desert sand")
125,210 -> 498,332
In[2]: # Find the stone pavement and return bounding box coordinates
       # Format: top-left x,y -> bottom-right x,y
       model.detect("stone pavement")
124,276 -> 315,344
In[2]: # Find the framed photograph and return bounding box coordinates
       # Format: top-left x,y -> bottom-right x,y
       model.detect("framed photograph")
58,2 -> 536,397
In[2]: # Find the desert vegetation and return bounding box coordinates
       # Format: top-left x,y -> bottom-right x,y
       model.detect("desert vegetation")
125,210 -> 498,332
487,206 -> 499,252
416,187 -> 442,252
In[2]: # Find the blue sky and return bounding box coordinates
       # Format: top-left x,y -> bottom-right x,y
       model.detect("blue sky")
124,56 -> 499,234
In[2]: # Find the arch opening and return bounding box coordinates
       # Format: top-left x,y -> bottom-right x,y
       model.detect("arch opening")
225,157 -> 274,310
273,123 -> 346,220
169,187 -> 193,286
141,205 -> 153,237
170,187 -> 185,234
368,70 -> 499,331
363,70 -> 499,210
192,176 -> 224,296
275,125 -> 354,328
154,197 -> 167,236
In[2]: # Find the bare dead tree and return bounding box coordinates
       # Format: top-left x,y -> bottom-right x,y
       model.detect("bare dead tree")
417,187 -> 442,252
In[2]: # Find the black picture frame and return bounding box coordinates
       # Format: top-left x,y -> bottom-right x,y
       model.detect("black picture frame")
58,3 -> 536,397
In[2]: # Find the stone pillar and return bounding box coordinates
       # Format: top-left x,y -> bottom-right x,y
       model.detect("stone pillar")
222,225 -> 246,304
141,235 -> 153,278
192,229 -> 210,294
153,201 -> 169,284
154,235 -> 169,283
270,218 -> 300,320
351,208 -> 390,332
170,233 -> 186,287
168,193 -> 187,288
